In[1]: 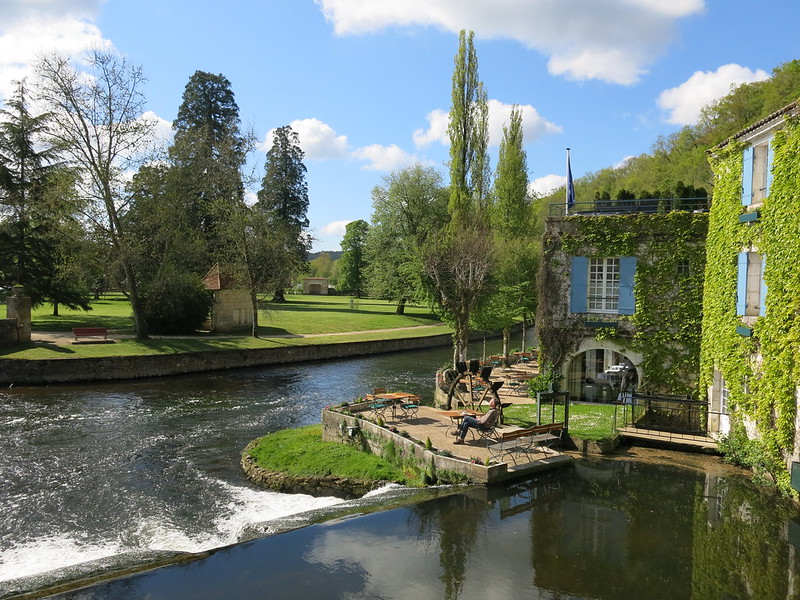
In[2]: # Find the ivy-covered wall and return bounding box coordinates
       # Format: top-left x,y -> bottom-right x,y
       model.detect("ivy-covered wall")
701,113 -> 800,493
537,211 -> 708,394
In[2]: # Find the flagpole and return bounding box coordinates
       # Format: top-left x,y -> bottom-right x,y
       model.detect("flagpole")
565,148 -> 574,214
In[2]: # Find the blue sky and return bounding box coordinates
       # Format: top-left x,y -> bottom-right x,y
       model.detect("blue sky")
1,0 -> 799,252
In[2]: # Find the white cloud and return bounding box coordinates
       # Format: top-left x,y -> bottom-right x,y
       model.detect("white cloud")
657,64 -> 770,125
315,0 -> 705,84
413,109 -> 449,147
265,118 -> 351,160
530,174 -> 566,198
265,117 -> 424,172
0,0 -> 110,100
352,144 -> 421,171
413,100 -> 561,148
322,220 -> 352,235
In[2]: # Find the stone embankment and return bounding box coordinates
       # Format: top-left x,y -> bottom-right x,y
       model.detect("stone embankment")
0,332 -> 452,385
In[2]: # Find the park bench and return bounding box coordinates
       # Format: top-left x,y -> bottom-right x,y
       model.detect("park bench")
72,327 -> 113,344
487,421 -> 564,465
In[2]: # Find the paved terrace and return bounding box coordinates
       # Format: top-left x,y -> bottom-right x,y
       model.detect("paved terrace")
323,360 -> 574,484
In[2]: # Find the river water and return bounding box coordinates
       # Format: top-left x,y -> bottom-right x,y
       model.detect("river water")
2,344 -> 800,599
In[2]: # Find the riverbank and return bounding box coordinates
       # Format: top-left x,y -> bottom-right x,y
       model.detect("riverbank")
0,328 -> 453,385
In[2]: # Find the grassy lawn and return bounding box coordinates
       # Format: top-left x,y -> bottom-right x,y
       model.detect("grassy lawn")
0,325 -> 448,359
503,402 -> 618,441
8,293 -> 440,335
0,293 -> 447,358
247,424 -> 427,486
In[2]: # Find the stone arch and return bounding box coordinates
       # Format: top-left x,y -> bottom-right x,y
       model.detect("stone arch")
560,338 -> 643,403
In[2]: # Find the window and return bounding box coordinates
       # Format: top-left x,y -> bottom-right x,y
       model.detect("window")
742,138 -> 773,206
736,251 -> 766,316
570,256 -> 636,315
588,258 -> 620,313
676,260 -> 691,277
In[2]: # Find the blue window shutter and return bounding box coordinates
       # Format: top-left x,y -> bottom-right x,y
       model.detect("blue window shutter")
736,252 -> 748,315
570,256 -> 588,313
765,140 -> 774,197
759,254 -> 767,316
618,257 -> 637,315
741,146 -> 753,206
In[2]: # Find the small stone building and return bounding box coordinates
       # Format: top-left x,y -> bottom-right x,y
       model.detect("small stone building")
302,277 -> 329,295
203,264 -> 252,332
0,286 -> 31,346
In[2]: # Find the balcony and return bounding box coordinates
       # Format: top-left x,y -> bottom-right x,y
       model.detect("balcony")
549,197 -> 709,218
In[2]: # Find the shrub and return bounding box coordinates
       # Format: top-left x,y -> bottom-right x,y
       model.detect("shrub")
142,273 -> 213,334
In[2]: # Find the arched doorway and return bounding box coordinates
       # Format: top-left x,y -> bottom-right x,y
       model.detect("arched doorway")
563,343 -> 640,403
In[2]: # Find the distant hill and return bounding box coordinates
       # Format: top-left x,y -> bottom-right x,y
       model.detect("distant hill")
308,250 -> 342,262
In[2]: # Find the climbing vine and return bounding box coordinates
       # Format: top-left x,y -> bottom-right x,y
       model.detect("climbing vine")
701,114 -> 800,493
539,211 -> 707,394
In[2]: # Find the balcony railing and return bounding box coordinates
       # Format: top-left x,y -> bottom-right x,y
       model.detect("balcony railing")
549,197 -> 709,218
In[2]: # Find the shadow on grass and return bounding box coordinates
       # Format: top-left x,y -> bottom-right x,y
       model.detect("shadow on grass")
0,341 -> 77,357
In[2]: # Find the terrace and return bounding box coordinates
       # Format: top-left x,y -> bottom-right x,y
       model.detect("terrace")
548,197 -> 709,218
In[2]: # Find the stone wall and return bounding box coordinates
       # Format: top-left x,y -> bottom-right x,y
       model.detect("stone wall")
321,405 -> 509,484
0,319 -> 20,347
0,333 -> 452,385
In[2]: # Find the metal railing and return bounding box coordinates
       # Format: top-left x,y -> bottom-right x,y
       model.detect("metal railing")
549,197 -> 709,218
614,392 -> 715,437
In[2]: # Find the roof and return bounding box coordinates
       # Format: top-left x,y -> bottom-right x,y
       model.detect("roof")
203,263 -> 238,291
713,98 -> 800,151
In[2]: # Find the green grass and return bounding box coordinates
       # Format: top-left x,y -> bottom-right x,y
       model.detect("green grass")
0,325 -> 448,359
247,424 -> 424,485
9,293 -> 440,335
0,293 -> 448,359
503,402 -> 618,441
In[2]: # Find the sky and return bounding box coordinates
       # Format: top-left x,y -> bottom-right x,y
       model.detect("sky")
1,0 -> 799,252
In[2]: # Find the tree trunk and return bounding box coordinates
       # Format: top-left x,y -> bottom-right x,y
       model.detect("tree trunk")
250,290 -> 260,338
52,303 -> 59,317
272,288 -> 286,303
395,297 -> 407,315
502,328 -> 510,363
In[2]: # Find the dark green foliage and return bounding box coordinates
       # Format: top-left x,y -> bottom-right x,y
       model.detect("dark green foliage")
142,273 -> 212,334
256,125 -> 311,301
338,219 -> 369,297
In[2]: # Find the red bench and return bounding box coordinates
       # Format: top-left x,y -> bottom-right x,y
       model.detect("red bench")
72,327 -> 111,343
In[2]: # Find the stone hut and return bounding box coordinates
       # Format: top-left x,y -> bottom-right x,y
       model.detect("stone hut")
302,277 -> 329,295
0,286 -> 32,346
203,264 -> 252,332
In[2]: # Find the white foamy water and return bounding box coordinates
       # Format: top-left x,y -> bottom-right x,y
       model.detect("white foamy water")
0,479 -> 345,583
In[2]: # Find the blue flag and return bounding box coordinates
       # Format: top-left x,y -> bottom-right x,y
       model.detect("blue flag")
566,148 -> 575,210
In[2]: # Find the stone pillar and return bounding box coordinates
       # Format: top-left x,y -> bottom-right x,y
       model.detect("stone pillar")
6,285 -> 31,343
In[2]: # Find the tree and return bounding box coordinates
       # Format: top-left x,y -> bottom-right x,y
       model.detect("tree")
365,164 -> 448,314
338,220 -> 369,298
447,29 -> 490,224
35,51 -> 156,336
479,105 -> 537,357
422,226 -> 494,373
425,30 -> 494,364
168,71 -> 248,267
256,125 -> 311,302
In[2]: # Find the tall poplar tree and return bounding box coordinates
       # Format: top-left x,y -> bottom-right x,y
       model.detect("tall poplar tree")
424,30 -> 494,366
447,29 -> 490,224
256,125 -> 311,302
338,219 -> 369,298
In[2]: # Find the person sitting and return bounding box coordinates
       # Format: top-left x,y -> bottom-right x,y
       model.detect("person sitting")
452,398 -> 500,444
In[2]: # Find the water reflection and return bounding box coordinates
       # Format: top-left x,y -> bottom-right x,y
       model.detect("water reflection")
48,457 -> 800,600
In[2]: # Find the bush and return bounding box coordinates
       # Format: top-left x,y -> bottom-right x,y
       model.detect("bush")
142,274 -> 213,334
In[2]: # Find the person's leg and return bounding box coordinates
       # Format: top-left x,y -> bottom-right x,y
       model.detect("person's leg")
459,416 -> 480,440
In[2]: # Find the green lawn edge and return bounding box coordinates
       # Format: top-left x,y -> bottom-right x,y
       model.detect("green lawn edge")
246,424 -> 427,487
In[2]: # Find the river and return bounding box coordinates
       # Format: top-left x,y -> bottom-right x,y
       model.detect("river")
2,344 -> 800,599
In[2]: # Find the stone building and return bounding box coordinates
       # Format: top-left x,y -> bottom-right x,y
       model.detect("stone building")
700,99 -> 800,489
536,197 -> 708,403
203,264 -> 252,333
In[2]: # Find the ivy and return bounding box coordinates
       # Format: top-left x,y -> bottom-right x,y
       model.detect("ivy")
701,115 -> 800,493
540,211 -> 708,394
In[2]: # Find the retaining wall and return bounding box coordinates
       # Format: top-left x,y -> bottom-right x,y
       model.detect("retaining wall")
0,333 -> 452,385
